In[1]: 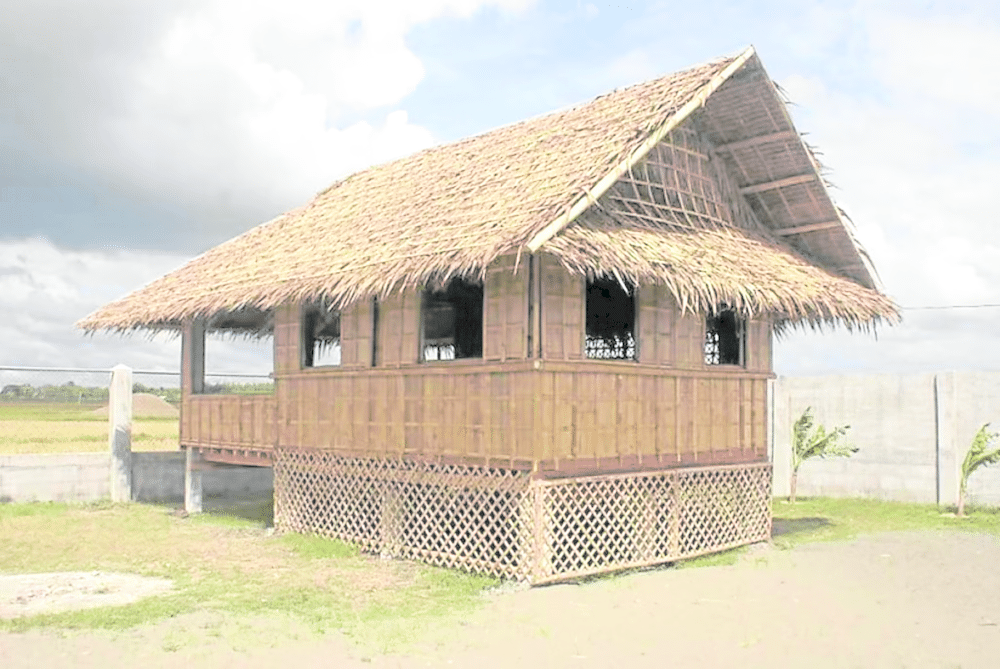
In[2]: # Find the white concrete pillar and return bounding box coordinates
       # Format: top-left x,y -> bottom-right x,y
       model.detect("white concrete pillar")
185,447 -> 204,514
108,364 -> 133,502
770,378 -> 792,499
935,372 -> 960,508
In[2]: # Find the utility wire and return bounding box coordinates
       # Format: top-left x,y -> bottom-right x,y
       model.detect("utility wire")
902,304 -> 1000,311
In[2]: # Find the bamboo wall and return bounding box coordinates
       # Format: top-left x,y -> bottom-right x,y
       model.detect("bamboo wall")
180,256 -> 772,474
199,360 -> 767,474
181,394 -> 277,450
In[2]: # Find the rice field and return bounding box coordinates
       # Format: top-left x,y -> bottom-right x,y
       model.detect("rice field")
0,403 -> 179,455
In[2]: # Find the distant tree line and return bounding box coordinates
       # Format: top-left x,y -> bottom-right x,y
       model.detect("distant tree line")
0,381 -> 272,403
1,382 -> 110,404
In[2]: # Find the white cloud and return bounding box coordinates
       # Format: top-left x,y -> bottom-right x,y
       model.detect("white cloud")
5,0 -> 1000,380
0,239 -> 281,390
0,239 -> 185,368
2,0 -> 534,246
770,0 -> 1000,375
864,5 -> 1000,116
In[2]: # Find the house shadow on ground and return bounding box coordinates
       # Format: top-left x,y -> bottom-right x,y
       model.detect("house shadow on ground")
771,517 -> 832,538
202,494 -> 274,528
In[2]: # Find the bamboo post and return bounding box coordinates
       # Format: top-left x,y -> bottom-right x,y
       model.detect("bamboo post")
379,480 -> 402,558
668,472 -> 681,558
531,481 -> 549,582
639,487 -> 657,562
108,364 -> 133,503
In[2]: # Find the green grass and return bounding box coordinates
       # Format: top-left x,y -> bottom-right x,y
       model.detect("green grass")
771,496 -> 1000,548
0,502 -> 496,653
678,496 -> 1000,569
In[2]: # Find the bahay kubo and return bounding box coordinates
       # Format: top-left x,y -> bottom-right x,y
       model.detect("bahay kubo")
80,46 -> 898,584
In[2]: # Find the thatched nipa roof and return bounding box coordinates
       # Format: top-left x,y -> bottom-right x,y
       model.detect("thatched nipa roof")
78,46 -> 898,333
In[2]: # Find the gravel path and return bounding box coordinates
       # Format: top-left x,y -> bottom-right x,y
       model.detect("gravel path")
2,530 -> 998,668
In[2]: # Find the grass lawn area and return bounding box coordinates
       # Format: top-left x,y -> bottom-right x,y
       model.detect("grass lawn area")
0,501 -> 496,652
676,496 -> 1000,569
0,403 -> 179,454
772,496 -> 1000,545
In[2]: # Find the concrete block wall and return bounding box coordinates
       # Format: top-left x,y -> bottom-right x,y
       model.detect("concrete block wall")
131,452 -> 273,503
0,453 -> 110,503
0,451 -> 272,504
773,372 -> 1000,507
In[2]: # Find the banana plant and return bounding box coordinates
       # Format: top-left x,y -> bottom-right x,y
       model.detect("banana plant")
790,407 -> 856,503
958,424 -> 1000,517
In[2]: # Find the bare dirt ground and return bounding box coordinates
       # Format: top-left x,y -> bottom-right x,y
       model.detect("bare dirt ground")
2,530 -> 999,668
0,572 -> 173,619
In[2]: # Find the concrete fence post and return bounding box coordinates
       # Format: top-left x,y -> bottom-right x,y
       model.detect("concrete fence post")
108,364 -> 133,502
770,378 -> 792,499
935,372 -> 960,508
185,447 -> 204,514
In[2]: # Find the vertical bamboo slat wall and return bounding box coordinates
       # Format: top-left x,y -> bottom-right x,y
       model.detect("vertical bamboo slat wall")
485,255 -> 529,361
180,256 -> 772,474
340,299 -> 374,368
378,290 -> 420,366
182,394 -> 277,450
540,255 -> 584,360
186,364 -> 766,470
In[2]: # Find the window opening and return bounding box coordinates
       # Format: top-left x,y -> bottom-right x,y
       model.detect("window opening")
585,276 -> 636,360
197,309 -> 274,395
421,278 -> 483,361
704,308 -> 744,365
302,301 -> 341,367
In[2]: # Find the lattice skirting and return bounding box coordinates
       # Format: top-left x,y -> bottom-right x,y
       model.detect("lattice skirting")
273,449 -> 772,584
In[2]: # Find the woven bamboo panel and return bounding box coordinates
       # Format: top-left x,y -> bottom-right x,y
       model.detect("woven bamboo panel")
274,450 -> 771,583
273,448 -> 535,579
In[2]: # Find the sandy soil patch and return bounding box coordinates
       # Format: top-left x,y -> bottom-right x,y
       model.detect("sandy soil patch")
0,572 -> 173,619
2,531 -> 999,668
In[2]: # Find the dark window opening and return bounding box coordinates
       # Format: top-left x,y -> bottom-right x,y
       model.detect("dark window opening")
421,278 -> 483,361
195,309 -> 275,395
704,309 -> 744,365
302,301 -> 341,367
585,276 -> 636,360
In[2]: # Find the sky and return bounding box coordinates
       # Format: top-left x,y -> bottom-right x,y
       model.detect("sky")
3,0 -> 1000,386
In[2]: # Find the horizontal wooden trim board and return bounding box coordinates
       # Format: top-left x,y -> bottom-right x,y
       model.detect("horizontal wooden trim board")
772,220 -> 839,236
534,451 -> 767,479
260,360 -> 775,381
274,446 -> 536,473
182,443 -> 766,480
713,130 -> 797,152
189,445 -> 274,467
739,173 -> 815,194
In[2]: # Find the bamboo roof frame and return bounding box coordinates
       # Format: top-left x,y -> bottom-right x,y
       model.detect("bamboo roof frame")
78,46 -> 899,334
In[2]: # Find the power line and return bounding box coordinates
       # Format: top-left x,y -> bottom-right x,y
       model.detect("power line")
902,304 -> 1000,311
0,366 -> 269,377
